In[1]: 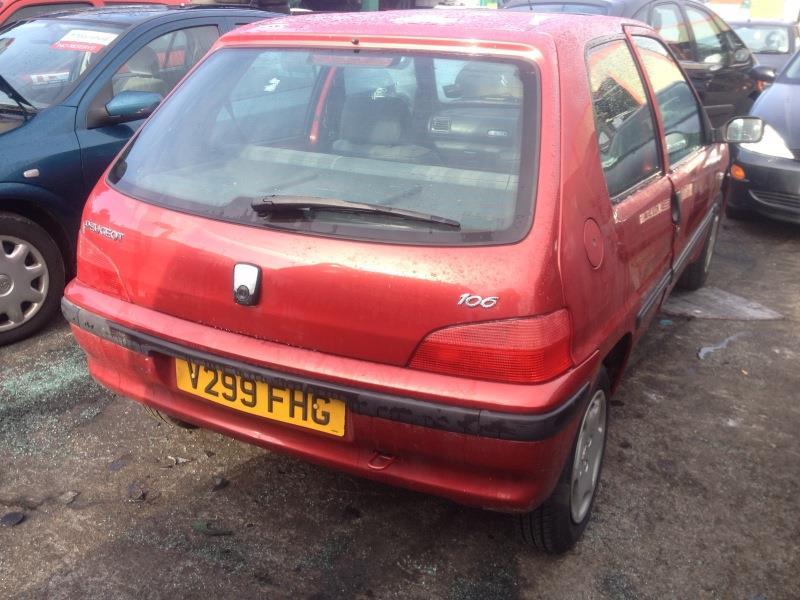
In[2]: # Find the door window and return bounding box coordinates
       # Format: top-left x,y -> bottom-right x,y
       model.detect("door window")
633,36 -> 703,166
111,25 -> 218,97
587,39 -> 660,200
651,4 -> 693,61
685,6 -> 726,66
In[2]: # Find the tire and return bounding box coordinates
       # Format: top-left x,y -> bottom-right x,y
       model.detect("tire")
141,404 -> 197,429
517,368 -> 610,554
678,210 -> 721,291
0,212 -> 65,346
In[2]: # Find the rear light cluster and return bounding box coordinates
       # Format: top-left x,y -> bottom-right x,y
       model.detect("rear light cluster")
408,310 -> 573,384
76,236 -> 129,301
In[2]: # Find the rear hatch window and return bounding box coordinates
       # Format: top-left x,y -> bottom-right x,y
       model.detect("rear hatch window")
109,48 -> 538,245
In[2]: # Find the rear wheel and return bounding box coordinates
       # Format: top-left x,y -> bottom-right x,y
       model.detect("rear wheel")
517,368 -> 609,554
678,210 -> 720,291
142,405 -> 197,429
0,212 -> 65,346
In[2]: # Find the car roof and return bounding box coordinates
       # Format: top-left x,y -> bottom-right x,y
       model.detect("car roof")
26,5 -> 274,27
222,9 -> 645,48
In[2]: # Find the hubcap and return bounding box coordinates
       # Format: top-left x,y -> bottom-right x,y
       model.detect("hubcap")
570,389 -> 607,524
0,236 -> 49,332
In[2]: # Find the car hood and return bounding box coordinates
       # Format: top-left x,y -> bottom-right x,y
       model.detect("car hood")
752,81 -> 800,150
753,52 -> 791,72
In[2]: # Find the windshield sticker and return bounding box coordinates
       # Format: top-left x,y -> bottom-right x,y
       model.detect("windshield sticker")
29,72 -> 70,86
51,30 -> 118,53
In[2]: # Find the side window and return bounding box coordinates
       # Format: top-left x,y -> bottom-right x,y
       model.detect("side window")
650,4 -> 693,61
587,40 -> 660,200
633,36 -> 703,165
6,3 -> 92,23
112,25 -> 218,97
685,6 -> 726,66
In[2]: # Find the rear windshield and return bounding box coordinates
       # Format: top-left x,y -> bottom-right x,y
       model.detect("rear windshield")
0,19 -> 126,109
108,48 -> 538,245
731,24 -> 791,54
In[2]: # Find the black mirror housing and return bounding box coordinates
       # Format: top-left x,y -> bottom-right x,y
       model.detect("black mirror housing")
749,65 -> 776,84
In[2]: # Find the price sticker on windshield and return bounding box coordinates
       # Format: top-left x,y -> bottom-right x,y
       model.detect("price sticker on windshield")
52,30 -> 118,53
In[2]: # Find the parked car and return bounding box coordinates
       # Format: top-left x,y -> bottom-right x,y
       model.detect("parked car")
727,52 -> 800,223
63,10 -> 751,552
0,0 -> 183,25
502,0 -> 769,126
729,19 -> 800,73
0,6 -> 279,345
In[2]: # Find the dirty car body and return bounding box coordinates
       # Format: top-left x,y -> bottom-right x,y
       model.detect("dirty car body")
64,11 -> 729,552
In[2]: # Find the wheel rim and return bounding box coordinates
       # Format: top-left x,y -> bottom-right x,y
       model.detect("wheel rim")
570,389 -> 607,524
0,235 -> 49,332
703,214 -> 720,274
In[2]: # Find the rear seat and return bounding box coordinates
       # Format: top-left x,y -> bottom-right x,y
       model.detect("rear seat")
332,96 -> 434,163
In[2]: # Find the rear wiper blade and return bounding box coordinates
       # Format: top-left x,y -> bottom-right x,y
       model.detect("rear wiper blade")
0,74 -> 36,118
250,195 -> 461,229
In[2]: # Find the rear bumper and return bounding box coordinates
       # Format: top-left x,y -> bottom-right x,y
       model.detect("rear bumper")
63,288 -> 597,512
729,151 -> 800,224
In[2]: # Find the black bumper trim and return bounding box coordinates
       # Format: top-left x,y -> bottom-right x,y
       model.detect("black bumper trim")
62,298 -> 589,442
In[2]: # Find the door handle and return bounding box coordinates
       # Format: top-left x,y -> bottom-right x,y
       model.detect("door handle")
670,189 -> 682,226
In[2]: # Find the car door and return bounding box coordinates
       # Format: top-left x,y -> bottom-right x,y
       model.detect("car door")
629,32 -> 725,278
585,37 -> 675,329
682,4 -> 754,125
74,19 -> 224,190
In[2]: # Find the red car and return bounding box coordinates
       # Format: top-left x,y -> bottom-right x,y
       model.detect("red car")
64,10 -> 735,552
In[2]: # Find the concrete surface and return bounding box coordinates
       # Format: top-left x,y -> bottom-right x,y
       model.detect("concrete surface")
1,215 -> 798,600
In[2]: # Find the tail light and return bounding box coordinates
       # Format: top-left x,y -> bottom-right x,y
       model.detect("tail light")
76,235 -> 129,301
408,310 -> 573,384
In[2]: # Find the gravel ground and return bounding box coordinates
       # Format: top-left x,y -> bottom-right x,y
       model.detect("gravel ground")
0,215 -> 798,600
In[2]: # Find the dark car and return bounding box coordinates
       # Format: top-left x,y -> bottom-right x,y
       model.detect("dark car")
502,0 -> 768,126
0,5 -> 277,345
729,19 -> 800,73
727,53 -> 800,224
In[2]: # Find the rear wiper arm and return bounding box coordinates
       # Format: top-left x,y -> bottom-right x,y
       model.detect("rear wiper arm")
0,74 -> 36,118
250,195 -> 461,229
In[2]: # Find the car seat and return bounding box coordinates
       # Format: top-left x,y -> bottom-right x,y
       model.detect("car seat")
332,96 -> 434,163
113,46 -> 166,96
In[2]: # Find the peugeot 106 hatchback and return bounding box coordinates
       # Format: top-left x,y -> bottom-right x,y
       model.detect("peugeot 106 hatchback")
65,10 -> 740,552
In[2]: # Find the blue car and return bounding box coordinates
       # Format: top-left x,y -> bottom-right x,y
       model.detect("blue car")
0,6 -> 276,345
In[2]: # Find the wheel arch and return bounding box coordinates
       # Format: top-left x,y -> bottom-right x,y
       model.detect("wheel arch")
602,333 -> 632,394
0,192 -> 75,278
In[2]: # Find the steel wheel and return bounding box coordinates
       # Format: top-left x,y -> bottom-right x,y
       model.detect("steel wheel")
0,235 -> 49,332
570,389 -> 607,524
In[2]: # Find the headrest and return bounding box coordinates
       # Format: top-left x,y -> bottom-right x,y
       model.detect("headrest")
127,47 -> 159,75
454,62 -> 522,101
340,96 -> 411,146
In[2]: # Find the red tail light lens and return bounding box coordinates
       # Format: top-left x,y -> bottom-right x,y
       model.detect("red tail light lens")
77,236 -> 129,301
409,310 -> 573,384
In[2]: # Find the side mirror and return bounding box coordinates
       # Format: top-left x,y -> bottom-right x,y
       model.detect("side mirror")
749,65 -> 776,84
665,132 -> 688,154
105,90 -> 162,124
723,117 -> 764,143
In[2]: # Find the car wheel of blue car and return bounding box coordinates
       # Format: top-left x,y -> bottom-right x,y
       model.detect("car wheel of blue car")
0,212 -> 65,346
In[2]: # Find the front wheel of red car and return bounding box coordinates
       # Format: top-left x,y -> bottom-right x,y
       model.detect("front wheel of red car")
517,368 -> 609,554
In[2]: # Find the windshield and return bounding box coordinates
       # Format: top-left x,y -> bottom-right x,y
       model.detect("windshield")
0,19 -> 126,109
731,24 -> 791,53
108,48 -> 538,245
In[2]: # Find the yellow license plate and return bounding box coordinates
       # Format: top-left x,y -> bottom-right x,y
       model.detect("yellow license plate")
174,359 -> 346,437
